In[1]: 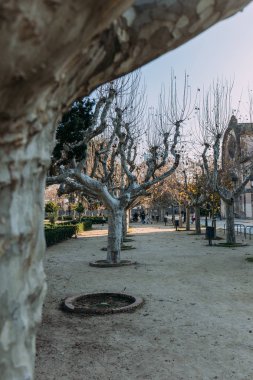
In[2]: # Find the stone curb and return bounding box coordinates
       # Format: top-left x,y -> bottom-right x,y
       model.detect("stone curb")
62,292 -> 144,315
89,260 -> 137,268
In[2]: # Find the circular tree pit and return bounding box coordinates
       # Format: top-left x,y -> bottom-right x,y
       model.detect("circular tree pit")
89,259 -> 137,268
62,292 -> 144,315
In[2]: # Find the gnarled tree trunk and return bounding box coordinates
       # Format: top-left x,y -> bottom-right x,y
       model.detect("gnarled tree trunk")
0,123 -> 54,380
195,205 -> 201,234
186,206 -> 190,231
122,208 -> 130,241
179,205 -> 183,228
225,201 -> 236,244
107,208 -> 124,263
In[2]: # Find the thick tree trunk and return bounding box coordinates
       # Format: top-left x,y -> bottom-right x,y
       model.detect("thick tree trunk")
172,206 -> 175,224
107,208 -> 123,263
186,206 -> 190,231
179,205 -> 183,228
0,124 -> 53,380
122,209 -> 130,240
195,206 -> 201,234
1,1 -> 251,120
225,201 -> 236,244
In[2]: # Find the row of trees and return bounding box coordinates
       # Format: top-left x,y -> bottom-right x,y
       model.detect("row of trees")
150,80 -> 253,243
146,160 -> 219,229
196,81 -> 253,243
47,76 -> 253,247
47,71 -> 192,263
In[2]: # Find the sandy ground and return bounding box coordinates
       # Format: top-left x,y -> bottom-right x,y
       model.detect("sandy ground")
35,223 -> 253,380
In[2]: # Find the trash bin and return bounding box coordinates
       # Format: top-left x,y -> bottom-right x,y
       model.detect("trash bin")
206,226 -> 215,245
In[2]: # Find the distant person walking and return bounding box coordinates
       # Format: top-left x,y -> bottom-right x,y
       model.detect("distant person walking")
145,214 -> 151,224
174,214 -> 179,231
140,211 -> 146,224
133,212 -> 138,222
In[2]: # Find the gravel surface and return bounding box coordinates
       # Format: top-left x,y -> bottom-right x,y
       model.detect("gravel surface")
35,223 -> 253,380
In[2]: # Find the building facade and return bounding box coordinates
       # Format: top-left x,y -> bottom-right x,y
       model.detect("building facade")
221,116 -> 253,218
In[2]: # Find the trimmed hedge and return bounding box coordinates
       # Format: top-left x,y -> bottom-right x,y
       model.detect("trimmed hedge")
75,220 -> 92,232
45,220 -> 92,247
57,215 -> 107,224
58,215 -> 73,221
81,216 -> 108,224
45,225 -> 76,247
56,220 -> 75,226
56,220 -> 92,229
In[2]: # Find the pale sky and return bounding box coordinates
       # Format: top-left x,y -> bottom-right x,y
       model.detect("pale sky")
142,2 -> 253,118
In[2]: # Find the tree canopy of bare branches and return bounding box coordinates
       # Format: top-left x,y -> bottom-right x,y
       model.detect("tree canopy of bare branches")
47,71 -> 192,263
195,80 -> 253,243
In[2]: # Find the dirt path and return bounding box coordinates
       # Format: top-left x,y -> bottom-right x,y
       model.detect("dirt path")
35,224 -> 253,380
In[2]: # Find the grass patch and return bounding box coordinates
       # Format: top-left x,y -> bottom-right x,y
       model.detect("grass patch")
246,257 -> 253,262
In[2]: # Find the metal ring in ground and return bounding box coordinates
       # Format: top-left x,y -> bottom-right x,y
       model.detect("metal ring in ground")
89,259 -> 137,268
62,292 -> 144,315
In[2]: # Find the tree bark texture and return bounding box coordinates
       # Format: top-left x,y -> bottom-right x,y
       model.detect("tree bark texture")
107,208 -> 124,263
186,206 -> 190,231
225,201 -> 236,244
0,122 -> 55,379
179,205 -> 183,228
195,206 -> 201,234
0,1 -> 252,123
122,209 -> 130,240
0,1 -> 252,378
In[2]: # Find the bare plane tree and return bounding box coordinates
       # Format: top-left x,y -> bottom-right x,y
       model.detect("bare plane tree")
48,72 -> 191,263
47,73 -> 144,263
182,161 -> 210,233
196,80 -> 253,244
1,1 -> 252,378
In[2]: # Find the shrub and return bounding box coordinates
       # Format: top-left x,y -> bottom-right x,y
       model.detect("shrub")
45,201 -> 59,225
56,215 -> 107,224
73,220 -> 92,232
75,202 -> 85,220
81,216 -> 107,224
44,220 -> 92,247
57,220 -> 75,226
45,225 -> 76,247
45,201 -> 59,213
83,220 -> 92,230
58,215 -> 73,221
54,220 -> 92,229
